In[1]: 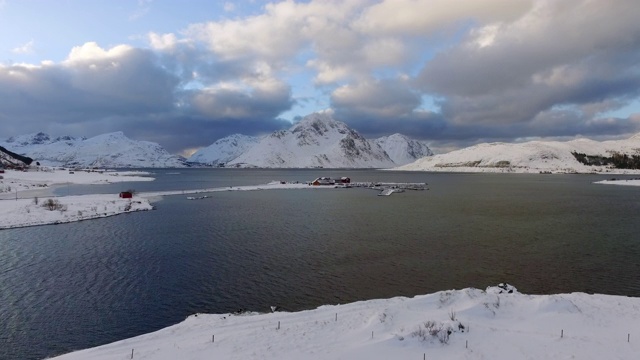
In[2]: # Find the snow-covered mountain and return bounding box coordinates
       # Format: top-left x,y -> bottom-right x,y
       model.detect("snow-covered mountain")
228,112 -> 396,168
0,132 -> 185,168
188,134 -> 260,166
396,134 -> 640,173
374,133 -> 433,166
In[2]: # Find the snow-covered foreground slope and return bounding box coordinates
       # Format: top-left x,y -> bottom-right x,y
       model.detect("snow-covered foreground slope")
230,112 -> 395,168
188,134 -> 260,165
51,284 -> 640,360
396,134 -> 640,173
374,133 -> 433,166
0,132 -> 185,168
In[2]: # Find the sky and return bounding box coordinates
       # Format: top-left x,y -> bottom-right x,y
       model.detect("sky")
1,0 -> 640,155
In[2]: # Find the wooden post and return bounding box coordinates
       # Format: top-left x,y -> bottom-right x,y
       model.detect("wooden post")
371,331 -> 374,339
561,329 -> 563,338
335,313 -> 337,321
628,333 -> 630,342
131,349 -> 134,359
277,321 -> 280,330
423,353 -> 425,360
466,340 -> 468,349
212,335 -> 215,343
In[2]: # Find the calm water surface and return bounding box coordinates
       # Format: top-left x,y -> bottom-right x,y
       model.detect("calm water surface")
1,169 -> 640,360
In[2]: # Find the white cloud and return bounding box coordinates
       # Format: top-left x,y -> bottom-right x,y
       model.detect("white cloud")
148,32 -> 180,51
353,0 -> 533,36
223,2 -> 235,12
12,40 -> 35,54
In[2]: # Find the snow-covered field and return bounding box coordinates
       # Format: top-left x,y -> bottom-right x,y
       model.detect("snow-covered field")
0,168 -> 153,198
0,168 -> 333,229
0,194 -> 154,229
0,168 -> 155,229
50,284 -> 640,360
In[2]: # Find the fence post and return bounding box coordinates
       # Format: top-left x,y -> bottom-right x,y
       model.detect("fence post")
131,349 -> 134,359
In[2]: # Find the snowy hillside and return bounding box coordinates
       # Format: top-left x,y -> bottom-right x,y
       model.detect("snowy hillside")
51,284 -> 640,360
0,132 -> 185,168
374,133 -> 433,165
396,134 -> 640,173
229,112 -> 396,168
188,134 -> 260,166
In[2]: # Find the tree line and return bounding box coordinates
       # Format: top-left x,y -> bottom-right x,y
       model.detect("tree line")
572,151 -> 640,169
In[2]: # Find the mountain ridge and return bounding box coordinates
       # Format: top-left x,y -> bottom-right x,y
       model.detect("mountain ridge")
189,113 -> 433,168
395,134 -> 640,173
0,132 -> 185,168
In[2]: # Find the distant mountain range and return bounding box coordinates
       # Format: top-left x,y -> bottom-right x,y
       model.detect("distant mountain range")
0,114 -> 433,169
188,112 -> 433,168
4,117 -> 638,173
0,132 -> 185,168
395,134 -> 640,173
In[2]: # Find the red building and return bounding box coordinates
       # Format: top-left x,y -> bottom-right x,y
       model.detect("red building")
119,191 -> 133,198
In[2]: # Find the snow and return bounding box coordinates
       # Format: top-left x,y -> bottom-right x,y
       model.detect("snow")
374,133 -> 433,166
595,179 -> 640,187
0,131 -> 185,168
188,134 -> 260,165
0,168 -> 156,229
0,168 -> 153,197
396,134 -> 640,174
5,167 -> 640,359
228,112 -> 396,168
49,284 -> 640,360
0,194 -> 153,229
0,169 -> 332,229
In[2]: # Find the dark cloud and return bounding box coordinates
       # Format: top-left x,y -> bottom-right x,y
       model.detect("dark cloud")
329,78 -> 447,139
4,0 -> 640,155
0,47 -> 179,124
415,0 -> 640,135
98,115 -> 292,153
0,43 -> 295,153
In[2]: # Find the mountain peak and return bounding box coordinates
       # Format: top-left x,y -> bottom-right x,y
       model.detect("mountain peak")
6,132 -> 51,146
290,112 -> 348,136
229,112 -> 395,168
375,134 -> 433,165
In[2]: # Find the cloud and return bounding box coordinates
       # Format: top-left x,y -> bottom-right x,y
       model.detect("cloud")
332,78 -> 421,119
331,78 -> 447,138
353,0 -> 533,36
130,0 -> 152,20
413,0 -> 640,141
223,2 -> 235,12
0,42 -> 294,153
11,40 -> 35,54
3,0 -> 640,154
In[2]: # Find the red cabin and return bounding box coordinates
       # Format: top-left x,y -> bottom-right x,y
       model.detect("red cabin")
119,191 -> 133,199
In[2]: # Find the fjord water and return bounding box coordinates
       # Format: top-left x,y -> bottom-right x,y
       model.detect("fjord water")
1,169 -> 640,360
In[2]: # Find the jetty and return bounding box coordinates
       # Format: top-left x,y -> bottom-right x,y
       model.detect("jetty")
307,177 -> 428,196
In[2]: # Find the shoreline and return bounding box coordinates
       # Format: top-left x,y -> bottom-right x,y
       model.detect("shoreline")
49,284 -> 640,360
